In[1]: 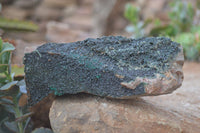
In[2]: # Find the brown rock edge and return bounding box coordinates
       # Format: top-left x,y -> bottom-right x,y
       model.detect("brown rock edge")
49,95 -> 200,133
120,45 -> 184,97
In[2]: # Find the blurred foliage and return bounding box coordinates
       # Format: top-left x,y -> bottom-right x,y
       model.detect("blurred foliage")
174,32 -> 200,61
0,17 -> 38,32
124,0 -> 200,61
150,0 -> 195,36
0,80 -> 32,133
0,37 -> 15,85
0,3 -> 38,32
0,38 -> 31,133
124,4 -> 151,38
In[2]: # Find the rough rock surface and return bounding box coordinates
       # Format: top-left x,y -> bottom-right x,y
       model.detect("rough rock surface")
24,36 -> 184,105
49,95 -> 200,133
49,62 -> 200,133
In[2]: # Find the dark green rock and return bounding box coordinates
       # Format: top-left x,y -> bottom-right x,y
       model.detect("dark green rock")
24,36 -> 184,105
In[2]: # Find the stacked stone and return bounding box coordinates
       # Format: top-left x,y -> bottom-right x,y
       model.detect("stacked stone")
24,36 -> 187,132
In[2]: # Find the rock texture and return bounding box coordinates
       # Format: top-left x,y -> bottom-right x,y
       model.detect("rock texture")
49,95 -> 200,133
24,36 -> 184,105
49,62 -> 200,133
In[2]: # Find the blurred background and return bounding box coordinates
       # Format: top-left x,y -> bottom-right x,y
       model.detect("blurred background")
0,0 -> 200,132
0,0 -> 200,66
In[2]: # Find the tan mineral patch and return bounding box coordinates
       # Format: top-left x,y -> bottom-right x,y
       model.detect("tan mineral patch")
120,45 -> 184,96
115,74 -> 125,79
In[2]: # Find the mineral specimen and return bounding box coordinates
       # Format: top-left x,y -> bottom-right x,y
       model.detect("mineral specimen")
24,36 -> 184,105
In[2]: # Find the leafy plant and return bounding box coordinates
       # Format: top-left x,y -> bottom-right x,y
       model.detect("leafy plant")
153,0 -> 200,61
0,38 -> 32,133
124,4 -> 151,38
168,0 -> 194,33
149,0 -> 195,36
0,80 -> 32,133
124,0 -> 200,61
174,32 -> 200,61
0,37 -> 15,85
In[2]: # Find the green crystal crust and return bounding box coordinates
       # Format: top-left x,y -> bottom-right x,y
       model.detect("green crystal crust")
24,36 -> 181,105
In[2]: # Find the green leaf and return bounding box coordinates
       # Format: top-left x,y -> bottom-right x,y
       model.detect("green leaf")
0,81 -> 18,90
0,41 -> 15,74
174,32 -> 200,61
0,38 -> 3,51
174,33 -> 195,47
0,62 -> 9,73
0,17 -> 38,32
0,3 -> 2,12
0,106 -> 10,124
167,0 -> 195,34
149,25 -> 177,36
190,26 -> 200,34
124,3 -> 139,25
15,112 -> 33,122
3,121 -> 18,133
0,76 -> 8,87
0,42 -> 15,55
142,18 -> 152,28
153,19 -> 161,26
196,42 -> 200,52
0,98 -> 14,105
0,82 -> 20,102
23,117 -> 31,132
3,104 -> 16,114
